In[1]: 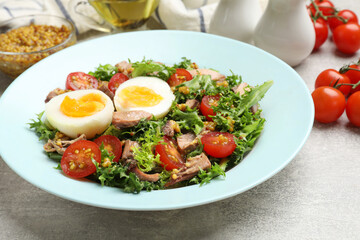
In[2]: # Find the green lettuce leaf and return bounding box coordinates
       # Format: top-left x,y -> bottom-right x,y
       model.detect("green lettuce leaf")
88,64 -> 118,81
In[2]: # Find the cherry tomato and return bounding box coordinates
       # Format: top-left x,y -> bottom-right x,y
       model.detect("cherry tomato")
200,95 -> 220,121
313,18 -> 329,51
155,136 -> 185,170
201,132 -> 236,158
312,86 -> 346,123
342,64 -> 360,94
333,23 -> 360,54
66,72 -> 99,91
315,69 -> 351,96
308,0 -> 335,18
108,73 -> 129,94
93,135 -> 123,163
346,91 -> 360,127
167,68 -> 193,87
328,9 -> 359,33
61,140 -> 101,178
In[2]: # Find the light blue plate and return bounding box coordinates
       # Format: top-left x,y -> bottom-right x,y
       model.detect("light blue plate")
0,30 -> 314,211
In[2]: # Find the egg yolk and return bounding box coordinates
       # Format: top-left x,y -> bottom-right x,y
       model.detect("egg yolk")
119,86 -> 163,108
60,93 -> 106,117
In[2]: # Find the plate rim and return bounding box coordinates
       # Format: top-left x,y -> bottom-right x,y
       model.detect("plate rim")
0,30 -> 314,211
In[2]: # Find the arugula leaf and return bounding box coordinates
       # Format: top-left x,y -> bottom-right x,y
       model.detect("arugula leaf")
237,80 -> 273,116
174,75 -> 217,102
99,143 -> 115,162
102,125 -> 123,137
92,160 -> 169,193
225,71 -> 242,88
172,57 -> 193,69
186,139 -> 204,158
212,81 -> 272,132
88,64 -> 118,81
54,163 -> 62,170
28,112 -> 57,142
170,108 -> 204,135
131,59 -> 175,80
47,152 -> 62,161
189,162 -> 226,186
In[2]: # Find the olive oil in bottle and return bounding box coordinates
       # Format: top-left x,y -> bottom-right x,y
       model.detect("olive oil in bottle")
89,0 -> 160,30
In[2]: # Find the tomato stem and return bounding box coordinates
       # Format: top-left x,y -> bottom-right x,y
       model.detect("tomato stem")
339,65 -> 360,74
326,14 -> 349,24
309,0 -> 337,22
335,81 -> 360,90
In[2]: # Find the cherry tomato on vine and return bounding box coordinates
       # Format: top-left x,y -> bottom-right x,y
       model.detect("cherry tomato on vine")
328,9 -> 359,33
342,64 -> 360,94
312,86 -> 346,123
315,69 -> 352,96
167,68 -> 193,87
346,91 -> 360,127
93,135 -> 123,162
108,73 -> 129,94
61,140 -> 101,178
333,23 -> 360,54
313,18 -> 329,51
308,0 -> 335,18
66,72 -> 99,91
201,132 -> 236,158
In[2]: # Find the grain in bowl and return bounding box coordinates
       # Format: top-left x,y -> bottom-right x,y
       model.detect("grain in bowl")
0,15 -> 77,79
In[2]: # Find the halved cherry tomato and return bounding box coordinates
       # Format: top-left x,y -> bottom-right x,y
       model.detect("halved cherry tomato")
201,132 -> 236,158
312,86 -> 346,123
93,135 -> 123,162
200,95 -> 220,121
333,23 -> 360,54
342,64 -> 360,94
167,68 -> 193,87
328,9 -> 358,33
346,91 -> 360,127
108,73 -> 129,94
313,18 -> 329,51
61,140 -> 101,178
155,136 -> 185,170
315,69 -> 351,96
66,72 -> 99,90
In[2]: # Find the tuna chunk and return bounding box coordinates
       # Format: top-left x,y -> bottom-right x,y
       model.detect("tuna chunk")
115,61 -> 132,76
130,166 -> 160,182
232,82 -> 250,95
98,81 -> 114,100
251,104 -> 259,114
177,133 -> 198,153
188,69 -> 226,81
162,120 -> 180,137
121,140 -> 140,161
44,133 -> 86,155
165,153 -> 211,187
112,110 -> 152,129
185,99 -> 200,109
45,88 -> 68,103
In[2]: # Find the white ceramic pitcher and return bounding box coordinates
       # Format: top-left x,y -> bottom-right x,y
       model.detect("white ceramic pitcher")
253,0 -> 315,67
209,0 -> 263,44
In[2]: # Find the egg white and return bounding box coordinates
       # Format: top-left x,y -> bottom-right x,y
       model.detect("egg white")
45,89 -> 114,139
113,76 -> 175,119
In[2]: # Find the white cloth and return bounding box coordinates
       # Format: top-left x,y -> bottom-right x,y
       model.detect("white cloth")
0,0 -> 268,34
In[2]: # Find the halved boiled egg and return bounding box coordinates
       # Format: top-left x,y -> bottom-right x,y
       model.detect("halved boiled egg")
113,76 -> 175,119
45,89 -> 114,139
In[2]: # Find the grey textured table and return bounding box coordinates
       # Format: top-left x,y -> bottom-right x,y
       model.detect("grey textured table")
1,1 -> 360,239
